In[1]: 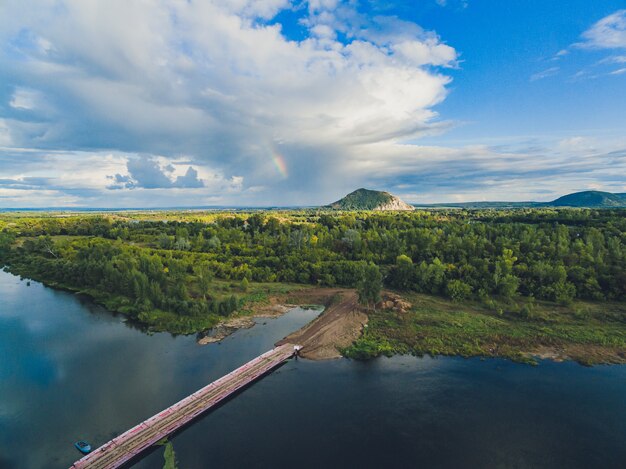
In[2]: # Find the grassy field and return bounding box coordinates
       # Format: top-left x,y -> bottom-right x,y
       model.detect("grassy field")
344,292 -> 626,365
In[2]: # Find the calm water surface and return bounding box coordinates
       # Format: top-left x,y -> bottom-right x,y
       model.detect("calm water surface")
1,270 -> 625,468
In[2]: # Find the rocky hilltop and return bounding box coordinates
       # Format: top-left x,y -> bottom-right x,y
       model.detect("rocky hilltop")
326,188 -> 414,211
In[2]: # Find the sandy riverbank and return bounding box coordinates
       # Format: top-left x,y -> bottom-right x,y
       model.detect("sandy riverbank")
197,288 -> 369,360
196,304 -> 297,345
277,289 -> 368,360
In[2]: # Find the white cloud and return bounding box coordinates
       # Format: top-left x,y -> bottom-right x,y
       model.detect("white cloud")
9,88 -> 40,110
228,176 -> 244,192
338,136 -> 626,204
570,53 -> 626,80
392,39 -> 457,67
555,11 -> 626,78
434,0 -> 468,9
310,24 -> 336,39
308,0 -> 340,14
598,54 -> 626,64
2,1 -> 620,208
219,0 -> 291,20
578,9 -> 626,49
530,66 -> 559,81
557,136 -> 597,153
0,0 -> 459,204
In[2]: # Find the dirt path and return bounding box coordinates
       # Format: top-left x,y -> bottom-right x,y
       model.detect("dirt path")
276,289 -> 368,360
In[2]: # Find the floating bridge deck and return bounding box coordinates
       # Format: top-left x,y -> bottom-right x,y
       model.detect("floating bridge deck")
70,344 -> 297,469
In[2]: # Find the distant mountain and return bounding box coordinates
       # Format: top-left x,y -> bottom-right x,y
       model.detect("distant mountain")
414,191 -> 626,209
548,191 -> 626,208
327,188 -> 414,211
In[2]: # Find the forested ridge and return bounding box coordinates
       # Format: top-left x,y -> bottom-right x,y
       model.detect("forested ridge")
1,208 -> 625,336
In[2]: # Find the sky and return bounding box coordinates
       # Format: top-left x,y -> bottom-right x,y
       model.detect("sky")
0,0 -> 625,208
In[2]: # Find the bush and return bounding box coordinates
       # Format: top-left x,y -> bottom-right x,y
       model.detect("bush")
343,335 -> 394,360
447,280 -> 472,302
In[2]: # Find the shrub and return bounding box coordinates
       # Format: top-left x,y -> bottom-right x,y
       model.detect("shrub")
447,280 -> 472,302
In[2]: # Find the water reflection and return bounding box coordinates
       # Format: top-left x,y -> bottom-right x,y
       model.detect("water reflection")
1,270 -> 625,469
0,271 -> 320,468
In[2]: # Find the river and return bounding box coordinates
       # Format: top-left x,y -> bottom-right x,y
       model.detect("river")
1,270 -> 625,468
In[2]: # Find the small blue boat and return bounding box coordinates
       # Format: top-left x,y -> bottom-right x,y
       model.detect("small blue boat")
74,441 -> 92,454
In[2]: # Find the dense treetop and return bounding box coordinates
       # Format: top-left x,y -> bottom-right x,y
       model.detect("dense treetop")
1,208 -> 625,332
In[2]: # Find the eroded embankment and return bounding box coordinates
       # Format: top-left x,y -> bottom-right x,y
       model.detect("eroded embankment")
276,289 -> 368,360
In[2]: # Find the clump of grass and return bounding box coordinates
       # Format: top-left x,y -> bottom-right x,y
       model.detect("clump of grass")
163,441 -> 178,469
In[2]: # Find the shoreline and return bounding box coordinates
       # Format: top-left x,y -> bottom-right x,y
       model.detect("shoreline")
277,289 -> 368,360
196,304 -> 301,345
343,291 -> 626,366
4,268 -> 624,365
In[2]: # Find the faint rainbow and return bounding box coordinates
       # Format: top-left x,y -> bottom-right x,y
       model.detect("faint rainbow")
271,149 -> 288,178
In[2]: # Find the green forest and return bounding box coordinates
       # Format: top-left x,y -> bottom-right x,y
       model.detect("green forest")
1,208 -> 625,362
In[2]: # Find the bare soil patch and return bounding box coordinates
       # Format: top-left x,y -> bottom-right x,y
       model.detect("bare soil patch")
277,289 -> 368,360
197,287 -> 368,355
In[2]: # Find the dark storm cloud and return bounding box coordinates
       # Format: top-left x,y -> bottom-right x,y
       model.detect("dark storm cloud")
0,176 -> 55,189
107,156 -> 204,190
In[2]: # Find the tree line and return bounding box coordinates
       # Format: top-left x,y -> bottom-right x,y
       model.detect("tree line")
1,208 -> 624,325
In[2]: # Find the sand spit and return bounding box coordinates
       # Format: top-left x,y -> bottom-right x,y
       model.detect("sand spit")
197,288 -> 369,359
277,290 -> 368,360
